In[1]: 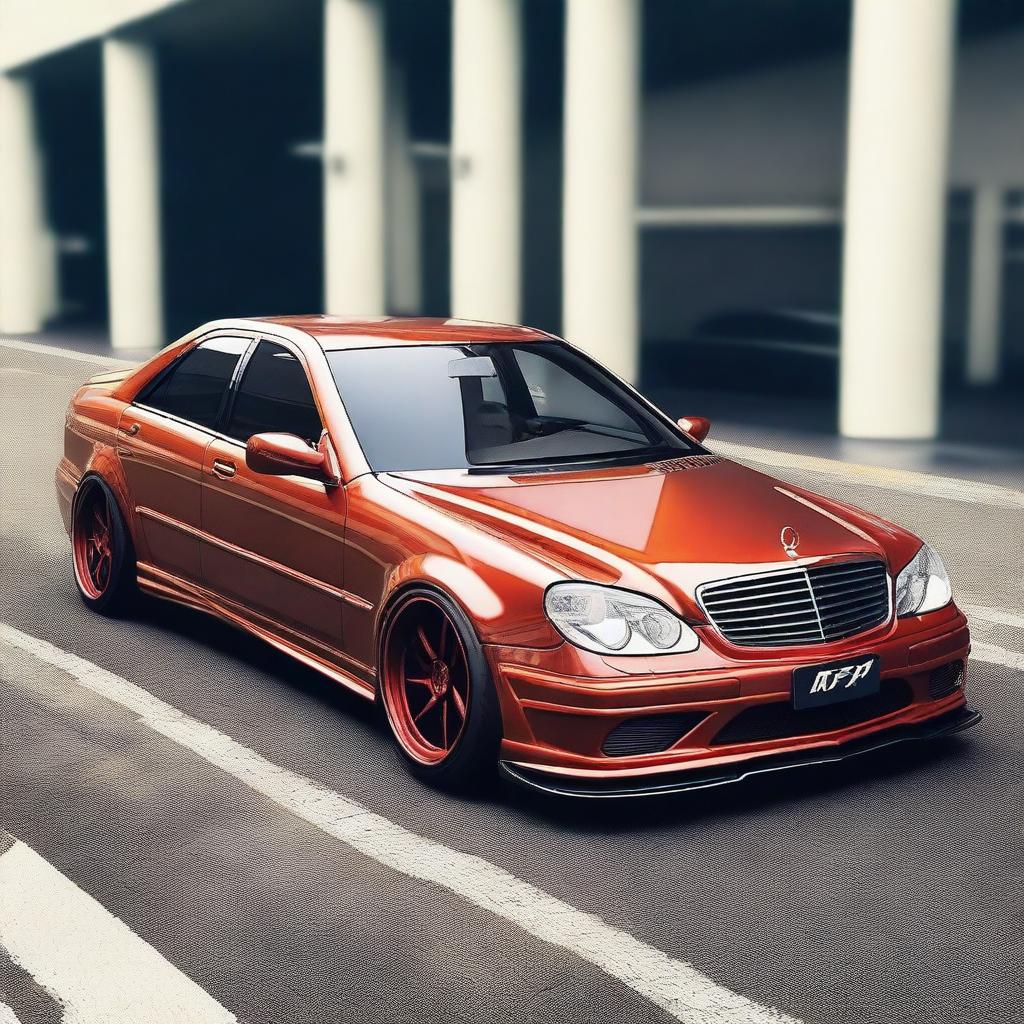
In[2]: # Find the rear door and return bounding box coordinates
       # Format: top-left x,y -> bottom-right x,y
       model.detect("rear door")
121,335 -> 250,584
200,339 -> 348,663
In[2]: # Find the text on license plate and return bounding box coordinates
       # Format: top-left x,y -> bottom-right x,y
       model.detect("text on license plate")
792,654 -> 881,710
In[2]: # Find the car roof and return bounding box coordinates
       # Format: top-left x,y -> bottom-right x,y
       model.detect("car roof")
250,315 -> 560,350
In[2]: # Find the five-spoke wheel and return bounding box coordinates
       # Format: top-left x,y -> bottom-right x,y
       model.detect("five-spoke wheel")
72,478 -> 134,613
380,590 -> 501,788
382,597 -> 471,764
73,484 -> 115,599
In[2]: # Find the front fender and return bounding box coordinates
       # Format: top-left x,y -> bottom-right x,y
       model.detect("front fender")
379,553 -> 562,649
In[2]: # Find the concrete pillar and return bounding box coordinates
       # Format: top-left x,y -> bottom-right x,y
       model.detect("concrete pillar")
323,0 -> 386,315
386,65 -> 422,315
103,37 -> 164,350
0,73 -> 47,334
450,0 -> 522,324
839,0 -> 956,439
562,0 -> 639,382
965,184 -> 1003,386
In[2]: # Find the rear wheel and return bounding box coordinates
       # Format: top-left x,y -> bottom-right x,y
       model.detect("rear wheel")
380,589 -> 501,790
72,478 -> 136,614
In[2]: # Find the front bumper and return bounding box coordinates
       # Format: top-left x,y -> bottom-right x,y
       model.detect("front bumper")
501,704 -> 982,798
488,602 -> 978,797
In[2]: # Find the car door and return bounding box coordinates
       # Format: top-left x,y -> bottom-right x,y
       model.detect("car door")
200,338 -> 348,663
120,335 -> 249,585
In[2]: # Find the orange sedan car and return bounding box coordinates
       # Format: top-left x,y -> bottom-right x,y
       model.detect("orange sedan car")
56,316 -> 979,796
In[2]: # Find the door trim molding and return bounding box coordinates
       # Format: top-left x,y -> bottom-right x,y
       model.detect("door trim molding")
135,505 -> 373,611
136,560 -> 376,696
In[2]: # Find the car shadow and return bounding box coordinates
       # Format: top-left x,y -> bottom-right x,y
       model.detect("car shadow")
132,591 -> 383,733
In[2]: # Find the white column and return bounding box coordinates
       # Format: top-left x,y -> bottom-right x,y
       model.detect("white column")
323,0 -> 386,315
450,0 -> 522,324
965,184 -> 1003,386
103,38 -> 164,350
0,73 -> 47,334
386,64 -> 422,315
839,0 -> 956,439
562,0 -> 639,382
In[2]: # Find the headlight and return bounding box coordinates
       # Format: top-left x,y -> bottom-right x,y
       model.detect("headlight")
894,542 -> 951,617
544,582 -> 700,655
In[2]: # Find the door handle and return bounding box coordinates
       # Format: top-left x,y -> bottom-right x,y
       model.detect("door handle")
119,422 -> 140,436
211,458 -> 236,479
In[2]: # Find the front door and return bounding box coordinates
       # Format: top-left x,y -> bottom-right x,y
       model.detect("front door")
200,339 -> 348,664
120,335 -> 249,583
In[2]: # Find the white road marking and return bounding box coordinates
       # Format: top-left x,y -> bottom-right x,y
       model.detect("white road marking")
961,606 -> 1024,670
0,1003 -> 22,1024
972,641 -> 1024,672
964,605 -> 1024,631
0,839 -> 236,1024
0,336 -> 132,368
0,622 -> 799,1024
712,439 -> 1024,511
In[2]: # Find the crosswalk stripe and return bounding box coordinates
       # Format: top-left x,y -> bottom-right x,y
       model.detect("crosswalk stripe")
0,839 -> 236,1024
0,621 -> 800,1024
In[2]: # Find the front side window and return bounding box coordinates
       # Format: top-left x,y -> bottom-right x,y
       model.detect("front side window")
225,341 -> 322,445
138,336 -> 248,430
327,341 -> 699,473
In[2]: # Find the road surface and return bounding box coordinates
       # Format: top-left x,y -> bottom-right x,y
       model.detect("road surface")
0,338 -> 1021,1024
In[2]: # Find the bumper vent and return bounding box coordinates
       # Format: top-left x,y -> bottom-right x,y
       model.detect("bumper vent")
928,660 -> 964,700
698,559 -> 890,648
602,712 -> 706,758
711,679 -> 913,747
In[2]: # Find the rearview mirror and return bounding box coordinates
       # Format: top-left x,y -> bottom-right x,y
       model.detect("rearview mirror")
246,432 -> 335,484
676,415 -> 711,443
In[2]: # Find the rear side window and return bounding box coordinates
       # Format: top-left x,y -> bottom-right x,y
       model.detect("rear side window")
139,336 -> 248,429
225,341 -> 322,445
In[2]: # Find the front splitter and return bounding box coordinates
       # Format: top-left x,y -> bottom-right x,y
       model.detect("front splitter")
500,705 -> 983,799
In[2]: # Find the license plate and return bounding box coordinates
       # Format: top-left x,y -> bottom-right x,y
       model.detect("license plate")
792,654 -> 880,710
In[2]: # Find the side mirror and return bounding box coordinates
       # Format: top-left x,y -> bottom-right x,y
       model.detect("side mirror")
676,415 -> 711,443
246,432 -> 336,484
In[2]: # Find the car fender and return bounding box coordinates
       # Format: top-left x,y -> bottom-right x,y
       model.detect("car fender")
376,552 -> 562,651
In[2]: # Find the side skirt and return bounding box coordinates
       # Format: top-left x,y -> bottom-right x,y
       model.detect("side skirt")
136,561 -> 376,702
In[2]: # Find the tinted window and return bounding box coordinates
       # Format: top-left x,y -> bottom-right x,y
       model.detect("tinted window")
328,342 -> 697,473
140,336 -> 248,429
226,341 -> 322,444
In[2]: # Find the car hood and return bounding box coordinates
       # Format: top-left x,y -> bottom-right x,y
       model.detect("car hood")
382,456 -> 920,618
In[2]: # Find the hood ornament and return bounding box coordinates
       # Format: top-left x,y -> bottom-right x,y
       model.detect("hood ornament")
781,526 -> 800,559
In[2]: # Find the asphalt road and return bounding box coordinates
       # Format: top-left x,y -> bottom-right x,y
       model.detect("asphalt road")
0,339 -> 1021,1024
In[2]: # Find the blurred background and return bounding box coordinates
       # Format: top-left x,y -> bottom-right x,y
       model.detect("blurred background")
1,0 -> 1022,458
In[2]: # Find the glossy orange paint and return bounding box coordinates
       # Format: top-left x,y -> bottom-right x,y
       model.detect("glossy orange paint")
57,316 -> 976,794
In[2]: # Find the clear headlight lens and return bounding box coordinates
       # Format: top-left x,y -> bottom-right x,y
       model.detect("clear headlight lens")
544,582 -> 700,655
894,542 -> 952,617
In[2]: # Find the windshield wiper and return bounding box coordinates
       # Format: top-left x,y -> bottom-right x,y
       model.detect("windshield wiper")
464,445 -> 685,475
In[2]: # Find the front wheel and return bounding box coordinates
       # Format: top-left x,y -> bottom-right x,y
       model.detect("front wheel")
379,589 -> 501,790
72,477 -> 136,615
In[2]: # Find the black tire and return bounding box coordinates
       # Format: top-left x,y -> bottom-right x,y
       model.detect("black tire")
71,476 -> 137,616
379,586 -> 502,791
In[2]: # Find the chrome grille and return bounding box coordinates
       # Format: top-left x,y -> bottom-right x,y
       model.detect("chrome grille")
698,559 -> 890,647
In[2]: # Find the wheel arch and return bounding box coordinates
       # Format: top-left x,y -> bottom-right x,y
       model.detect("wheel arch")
73,468 -> 140,564
374,577 -> 481,692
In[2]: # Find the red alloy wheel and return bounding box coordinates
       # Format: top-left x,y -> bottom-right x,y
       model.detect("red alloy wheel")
382,598 -> 472,765
73,485 -> 115,600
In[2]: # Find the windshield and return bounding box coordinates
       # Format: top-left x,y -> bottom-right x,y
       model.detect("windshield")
327,341 -> 701,473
